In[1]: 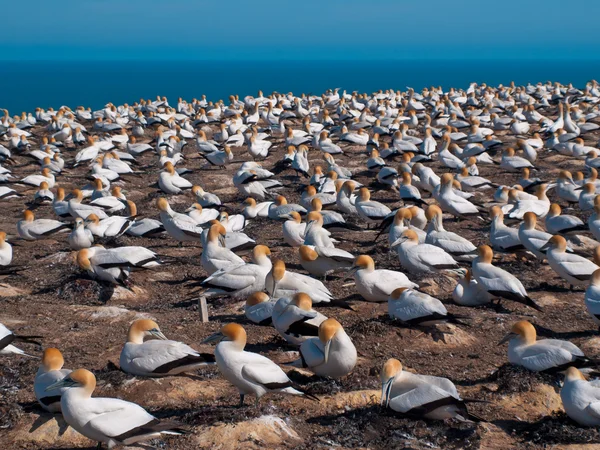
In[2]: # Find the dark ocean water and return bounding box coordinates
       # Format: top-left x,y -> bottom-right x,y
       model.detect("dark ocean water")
1,59 -> 599,113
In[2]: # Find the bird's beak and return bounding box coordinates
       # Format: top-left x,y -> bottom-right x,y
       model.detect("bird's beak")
343,266 -> 358,282
202,331 -> 225,344
218,234 -> 226,247
498,332 -> 515,346
150,329 -> 168,340
575,185 -> 584,191
45,376 -> 76,392
323,338 -> 332,365
539,241 -> 551,252
390,237 -> 404,248
380,377 -> 394,407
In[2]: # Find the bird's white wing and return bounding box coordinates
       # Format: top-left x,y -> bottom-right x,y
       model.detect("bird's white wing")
520,343 -> 578,371
299,338 -> 326,367
415,246 -> 457,266
389,384 -> 453,413
315,246 -> 354,262
127,340 -> 200,373
86,398 -> 155,438
241,360 -> 291,388
585,401 -> 600,419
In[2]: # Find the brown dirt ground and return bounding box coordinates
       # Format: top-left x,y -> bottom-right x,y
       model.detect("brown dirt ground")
1,106 -> 600,449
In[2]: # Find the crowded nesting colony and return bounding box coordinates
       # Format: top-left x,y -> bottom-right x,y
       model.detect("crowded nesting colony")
3,81 -> 600,448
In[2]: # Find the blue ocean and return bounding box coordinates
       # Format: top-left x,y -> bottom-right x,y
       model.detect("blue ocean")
1,59 -> 599,113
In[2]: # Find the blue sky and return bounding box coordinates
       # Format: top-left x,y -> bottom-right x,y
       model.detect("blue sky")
2,0 -> 599,60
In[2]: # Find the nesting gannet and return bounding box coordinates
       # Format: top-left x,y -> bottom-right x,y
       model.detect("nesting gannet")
281,211 -> 306,247
203,323 -> 317,405
435,173 -> 481,219
380,358 -> 480,421
298,245 -> 354,277
471,245 -> 542,310
0,231 -> 13,267
242,197 -> 272,219
157,197 -> 204,241
272,293 -> 327,345
289,318 -> 357,378
452,269 -> 491,306
355,187 -> 392,225
303,211 -> 336,248
424,205 -> 477,261
0,322 -> 40,357
388,287 -> 466,327
201,222 -> 244,275
46,369 -> 187,447
268,195 -> 307,220
120,319 -> 214,377
192,185 -> 221,208
489,206 -> 524,252
158,161 -> 192,194
85,212 -> 133,239
76,246 -> 159,286
578,183 -> 598,212
245,292 -> 276,325
545,203 -> 587,235
499,320 -> 597,373
506,184 -> 552,219
346,255 -> 418,302
68,217 -> 94,250
560,367 -> 600,426
17,210 -> 70,241
541,236 -> 599,287
265,259 -> 332,303
68,189 -> 109,220
186,203 -> 219,225
34,348 -> 72,412
202,245 -> 272,298
518,212 -> 555,260
218,211 -> 246,232
392,230 -> 460,275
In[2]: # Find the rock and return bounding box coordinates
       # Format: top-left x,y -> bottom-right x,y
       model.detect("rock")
111,285 -> 148,302
435,324 -> 478,347
39,251 -> 72,264
71,305 -> 151,322
0,283 -> 30,297
10,413 -> 91,447
319,389 -> 379,411
194,415 -> 301,449
536,294 -> 562,307
579,336 -> 600,355
497,384 -> 563,421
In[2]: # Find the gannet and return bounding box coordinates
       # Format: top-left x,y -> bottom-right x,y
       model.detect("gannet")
392,230 -> 460,274
388,287 -> 466,327
546,203 -> 587,235
76,246 -> 159,286
0,322 -> 40,357
303,211 -> 336,248
157,197 -> 204,241
68,189 -> 109,220
541,236 -> 599,287
203,323 -> 317,405
452,269 -> 491,306
0,231 -> 13,267
290,318 -> 357,379
186,203 -> 219,225
68,217 -> 94,250
242,197 -> 272,219
272,293 -> 327,345
265,259 -> 332,303
380,358 -> 480,421
202,245 -> 272,298
192,185 -> 221,208
17,210 -> 70,241
424,205 -> 477,261
499,320 -> 598,373
346,255 -> 417,302
578,183 -> 598,211
471,245 -> 542,310
435,174 -> 481,218
245,292 -> 276,325
299,245 -> 354,277
560,367 -> 600,426
518,212 -> 555,260
34,348 -> 72,412
355,187 -> 392,225
46,369 -> 187,447
158,161 -> 192,194
120,319 -> 214,377
201,223 -> 244,275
